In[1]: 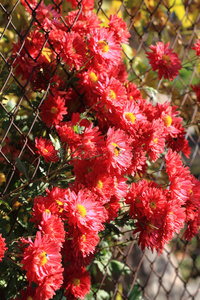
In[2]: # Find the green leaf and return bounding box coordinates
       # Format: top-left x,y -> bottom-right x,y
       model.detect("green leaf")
0,199 -> 11,211
128,282 -> 143,300
109,260 -> 131,275
96,289 -> 110,300
15,157 -> 28,180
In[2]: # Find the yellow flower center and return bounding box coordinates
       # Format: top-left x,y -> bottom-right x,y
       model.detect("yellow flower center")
97,180 -> 103,189
43,148 -> 48,153
150,201 -> 157,209
109,89 -> 116,100
98,40 -> 109,53
56,200 -> 63,206
27,297 -> 33,300
89,72 -> 98,84
42,47 -> 52,63
82,234 -> 86,242
77,204 -> 87,217
51,106 -> 58,114
111,142 -> 120,156
153,138 -> 158,144
162,54 -> 171,66
38,251 -> 48,266
56,200 -> 64,213
162,115 -> 172,127
125,112 -> 136,124
45,209 -> 51,215
72,278 -> 80,287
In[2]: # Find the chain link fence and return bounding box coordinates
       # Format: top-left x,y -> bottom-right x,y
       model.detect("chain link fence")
0,0 -> 200,299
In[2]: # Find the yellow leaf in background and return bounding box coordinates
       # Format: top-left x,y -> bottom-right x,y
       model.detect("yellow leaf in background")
98,0 -> 123,26
169,0 -> 198,28
116,283 -> 123,300
0,173 -> 6,186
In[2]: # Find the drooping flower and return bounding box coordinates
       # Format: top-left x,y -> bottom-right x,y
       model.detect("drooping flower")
35,137 -> 59,163
64,266 -> 91,300
146,42 -> 182,80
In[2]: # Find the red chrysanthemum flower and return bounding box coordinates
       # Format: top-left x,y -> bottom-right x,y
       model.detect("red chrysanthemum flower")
30,187 -> 68,224
77,66 -> 105,97
191,39 -> 200,56
34,268 -> 63,300
127,145 -> 147,177
35,137 -> 59,163
165,123 -> 191,158
38,212 -> 65,246
191,84 -> 200,103
80,124 -> 105,158
97,77 -> 127,113
64,266 -> 91,300
104,195 -> 121,223
165,150 -> 192,203
108,14 -> 131,44
69,227 -> 99,258
62,237 -> 94,268
146,42 -> 182,80
105,127 -> 133,175
90,172 -> 115,204
88,28 -> 121,68
61,31 -> 87,70
143,119 -> 165,162
65,10 -> 101,37
56,123 -> 81,149
66,188 -> 107,232
161,201 -> 185,248
0,234 -> 7,262
125,180 -> 170,252
125,82 -> 143,101
113,175 -> 128,200
40,93 -> 67,128
21,231 -> 63,284
184,176 -> 200,240
120,101 -> 146,133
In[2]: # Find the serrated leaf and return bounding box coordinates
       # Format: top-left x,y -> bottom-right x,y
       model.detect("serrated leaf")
15,157 -> 28,180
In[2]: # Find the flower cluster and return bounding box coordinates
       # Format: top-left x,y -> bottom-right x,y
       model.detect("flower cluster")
1,0 -> 200,299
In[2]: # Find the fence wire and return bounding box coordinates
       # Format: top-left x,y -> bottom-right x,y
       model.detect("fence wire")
0,0 -> 200,299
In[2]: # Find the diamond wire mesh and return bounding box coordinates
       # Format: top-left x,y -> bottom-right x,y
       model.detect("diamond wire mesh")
0,0 -> 200,299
